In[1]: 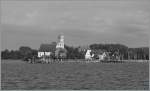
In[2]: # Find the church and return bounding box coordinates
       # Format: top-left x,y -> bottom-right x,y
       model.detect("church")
55,34 -> 67,59
56,34 -> 64,49
38,34 -> 66,60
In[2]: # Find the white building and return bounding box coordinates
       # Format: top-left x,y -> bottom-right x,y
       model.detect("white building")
85,49 -> 94,60
98,52 -> 107,60
38,52 -> 51,58
38,44 -> 55,58
56,34 -> 64,49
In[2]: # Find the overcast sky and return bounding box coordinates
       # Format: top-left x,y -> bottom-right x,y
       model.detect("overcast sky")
1,0 -> 150,50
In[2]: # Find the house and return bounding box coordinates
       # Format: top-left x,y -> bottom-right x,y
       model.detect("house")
85,49 -> 94,60
38,43 -> 56,58
98,52 -> 107,60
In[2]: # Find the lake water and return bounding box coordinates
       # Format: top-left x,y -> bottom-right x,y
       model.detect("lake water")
1,60 -> 149,90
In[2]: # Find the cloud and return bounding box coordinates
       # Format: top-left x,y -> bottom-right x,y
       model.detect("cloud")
1,0 -> 150,49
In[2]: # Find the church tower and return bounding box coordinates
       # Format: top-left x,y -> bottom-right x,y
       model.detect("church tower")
56,34 -> 64,49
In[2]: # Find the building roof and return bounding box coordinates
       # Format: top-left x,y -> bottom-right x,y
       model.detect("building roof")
39,43 -> 56,52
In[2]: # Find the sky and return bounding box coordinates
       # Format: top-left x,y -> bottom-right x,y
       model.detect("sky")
1,0 -> 150,50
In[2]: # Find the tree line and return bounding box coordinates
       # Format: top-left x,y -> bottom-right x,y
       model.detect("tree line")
89,44 -> 149,60
1,43 -> 149,60
1,47 -> 37,60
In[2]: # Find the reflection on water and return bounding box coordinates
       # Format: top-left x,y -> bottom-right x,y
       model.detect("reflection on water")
1,60 -> 149,90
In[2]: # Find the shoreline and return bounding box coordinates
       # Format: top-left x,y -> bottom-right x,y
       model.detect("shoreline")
1,59 -> 149,63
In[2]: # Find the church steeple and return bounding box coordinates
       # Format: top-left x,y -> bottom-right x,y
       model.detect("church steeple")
56,34 -> 64,49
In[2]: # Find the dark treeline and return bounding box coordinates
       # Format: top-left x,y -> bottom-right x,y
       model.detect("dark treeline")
1,43 -> 149,60
1,47 -> 38,60
65,45 -> 84,59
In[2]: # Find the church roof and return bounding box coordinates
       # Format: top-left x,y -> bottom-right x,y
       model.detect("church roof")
39,43 -> 56,52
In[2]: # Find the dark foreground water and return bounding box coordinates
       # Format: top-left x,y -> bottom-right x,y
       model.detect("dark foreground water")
1,60 -> 149,90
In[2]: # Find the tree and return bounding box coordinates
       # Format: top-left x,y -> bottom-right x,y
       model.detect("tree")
55,48 -> 67,59
19,46 -> 32,58
1,49 -> 10,59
